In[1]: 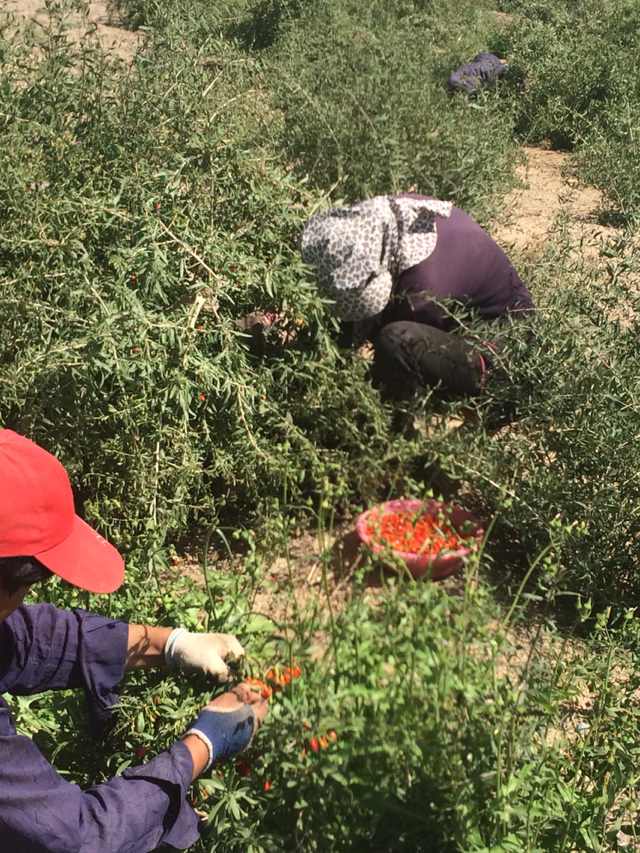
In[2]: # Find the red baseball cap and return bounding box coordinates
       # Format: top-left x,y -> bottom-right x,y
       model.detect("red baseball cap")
0,429 -> 124,593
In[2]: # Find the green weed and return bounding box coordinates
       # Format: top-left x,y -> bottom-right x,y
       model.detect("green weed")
492,0 -> 640,219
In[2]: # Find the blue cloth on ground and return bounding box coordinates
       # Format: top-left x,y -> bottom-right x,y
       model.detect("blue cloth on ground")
448,52 -> 507,95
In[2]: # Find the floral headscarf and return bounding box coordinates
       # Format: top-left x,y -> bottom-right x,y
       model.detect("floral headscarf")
301,195 -> 452,321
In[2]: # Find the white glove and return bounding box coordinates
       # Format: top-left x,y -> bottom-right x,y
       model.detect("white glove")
165,628 -> 245,682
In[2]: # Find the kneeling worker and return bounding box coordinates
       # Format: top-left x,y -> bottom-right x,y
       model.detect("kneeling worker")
302,194 -> 534,398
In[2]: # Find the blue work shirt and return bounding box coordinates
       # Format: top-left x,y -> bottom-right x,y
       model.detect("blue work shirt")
0,604 -> 200,852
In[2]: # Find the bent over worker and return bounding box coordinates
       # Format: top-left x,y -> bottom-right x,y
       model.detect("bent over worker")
301,194 -> 534,398
0,429 -> 268,853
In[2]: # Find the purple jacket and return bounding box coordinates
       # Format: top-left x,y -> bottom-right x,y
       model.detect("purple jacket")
0,604 -> 200,852
383,199 -> 534,330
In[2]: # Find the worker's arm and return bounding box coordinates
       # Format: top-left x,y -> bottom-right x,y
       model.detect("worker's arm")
0,604 -> 129,730
0,711 -> 201,853
0,685 -> 267,853
0,602 -> 267,853
0,604 -> 198,853
1,605 -> 245,711
126,624 -> 244,681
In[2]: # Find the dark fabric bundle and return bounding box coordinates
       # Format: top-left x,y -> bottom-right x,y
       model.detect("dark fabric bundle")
448,52 -> 507,95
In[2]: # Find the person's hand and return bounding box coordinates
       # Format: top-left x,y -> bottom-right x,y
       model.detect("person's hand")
182,681 -> 269,780
165,628 -> 245,682
236,311 -> 298,347
356,341 -> 375,362
236,311 -> 282,334
203,681 -> 270,721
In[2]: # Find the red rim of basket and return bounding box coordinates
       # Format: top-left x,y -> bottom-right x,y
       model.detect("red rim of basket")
355,499 -> 482,563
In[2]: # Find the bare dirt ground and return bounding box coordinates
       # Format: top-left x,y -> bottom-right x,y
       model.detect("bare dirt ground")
4,0 -> 140,61
492,145 -> 619,257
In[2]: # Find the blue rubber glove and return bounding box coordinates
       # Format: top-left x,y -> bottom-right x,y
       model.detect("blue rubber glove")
185,704 -> 256,771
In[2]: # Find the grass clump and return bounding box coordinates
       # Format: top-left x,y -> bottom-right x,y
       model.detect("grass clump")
28,544 -> 640,853
236,0 -> 519,221
492,0 -> 640,220
0,8 -> 426,559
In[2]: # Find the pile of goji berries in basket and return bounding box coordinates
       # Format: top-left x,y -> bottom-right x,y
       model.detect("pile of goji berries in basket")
366,508 -> 464,557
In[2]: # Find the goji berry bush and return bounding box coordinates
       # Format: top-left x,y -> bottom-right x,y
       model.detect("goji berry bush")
3,0 -> 640,850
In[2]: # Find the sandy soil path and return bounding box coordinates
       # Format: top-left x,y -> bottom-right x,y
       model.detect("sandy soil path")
4,0 -> 140,60
492,145 -> 618,256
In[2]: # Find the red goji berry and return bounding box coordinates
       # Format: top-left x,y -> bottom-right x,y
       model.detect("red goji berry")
236,759 -> 252,777
265,664 -> 302,690
246,677 -> 272,699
